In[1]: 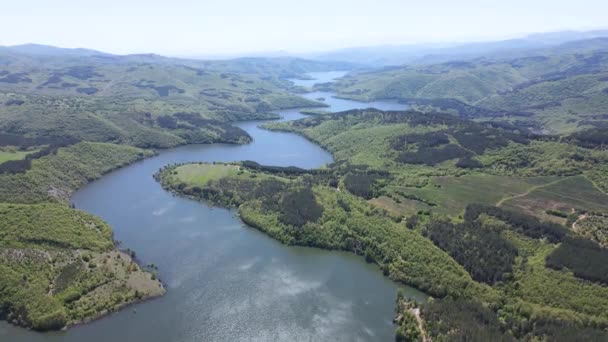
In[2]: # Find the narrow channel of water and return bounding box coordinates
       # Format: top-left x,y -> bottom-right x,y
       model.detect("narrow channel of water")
0,72 -> 426,342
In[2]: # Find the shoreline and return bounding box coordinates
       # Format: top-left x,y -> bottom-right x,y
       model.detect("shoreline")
154,162 -> 432,301
31,103 -> 332,332
4,76 -> 367,334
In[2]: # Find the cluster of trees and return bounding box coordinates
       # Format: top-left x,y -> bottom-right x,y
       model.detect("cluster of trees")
397,144 -> 470,166
156,115 -> 178,129
568,127 -> 608,148
0,133 -> 76,149
0,134 -> 81,174
394,294 -> 422,342
63,65 -> 102,80
525,323 -> 608,342
285,109 -> 537,164
134,82 -> 185,97
168,171 -> 324,229
559,51 -> 608,77
455,156 -> 483,169
236,161 -> 391,197
464,204 -> 567,243
240,160 -> 309,175
75,87 -> 99,95
0,72 -> 32,83
372,110 -> 536,167
451,125 -> 530,154
41,73 -> 63,86
390,131 -> 450,151
545,209 -> 569,218
182,176 -> 284,207
279,186 -> 324,227
577,119 -> 608,128
546,237 -> 608,284
289,109 -> 463,131
421,298 -> 512,341
426,219 -> 518,284
173,112 -> 212,127
574,213 -> 608,247
342,172 -> 387,199
212,124 -> 252,144
4,99 -> 24,106
420,297 -> 608,341
154,114 -> 252,144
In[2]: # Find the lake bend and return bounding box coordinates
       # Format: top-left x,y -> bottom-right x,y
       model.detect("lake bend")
0,71 -> 428,342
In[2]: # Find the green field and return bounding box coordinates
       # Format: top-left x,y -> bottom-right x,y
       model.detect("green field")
161,163 -> 283,190
389,175 -> 560,216
501,175 -> 608,219
172,164 -> 241,184
0,150 -> 30,163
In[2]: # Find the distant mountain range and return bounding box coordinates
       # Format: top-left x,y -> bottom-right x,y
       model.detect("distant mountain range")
3,29 -> 608,68
0,43 -> 109,57
308,29 -> 608,66
0,43 -> 356,75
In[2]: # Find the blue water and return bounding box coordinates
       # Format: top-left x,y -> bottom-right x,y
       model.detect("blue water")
0,72 -> 424,342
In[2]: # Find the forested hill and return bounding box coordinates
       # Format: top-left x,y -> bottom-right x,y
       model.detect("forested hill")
324,38 -> 608,134
0,47 -> 354,149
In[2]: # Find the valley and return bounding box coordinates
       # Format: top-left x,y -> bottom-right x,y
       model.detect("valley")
1,32 -> 608,341
1,72 -> 425,341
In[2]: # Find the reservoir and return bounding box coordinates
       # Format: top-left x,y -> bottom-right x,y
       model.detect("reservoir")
1,72 -> 427,342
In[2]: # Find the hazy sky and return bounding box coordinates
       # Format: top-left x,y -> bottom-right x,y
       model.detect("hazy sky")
1,0 -> 607,56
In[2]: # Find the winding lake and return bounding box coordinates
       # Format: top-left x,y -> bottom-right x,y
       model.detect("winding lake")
0,71 -> 427,342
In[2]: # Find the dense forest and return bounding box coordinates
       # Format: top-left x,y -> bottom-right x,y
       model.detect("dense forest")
426,219 -> 518,284
546,236 -> 608,284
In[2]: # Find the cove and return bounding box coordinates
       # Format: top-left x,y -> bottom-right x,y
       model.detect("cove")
0,71 -> 427,342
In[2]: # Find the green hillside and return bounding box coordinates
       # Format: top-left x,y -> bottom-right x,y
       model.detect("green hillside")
328,41 -> 608,134
0,202 -> 164,330
0,54 -> 342,148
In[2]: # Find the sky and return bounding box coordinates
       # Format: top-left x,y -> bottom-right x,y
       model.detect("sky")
1,0 -> 607,56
